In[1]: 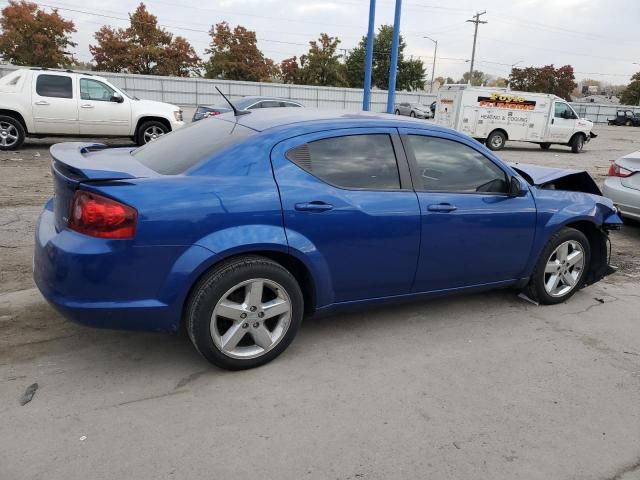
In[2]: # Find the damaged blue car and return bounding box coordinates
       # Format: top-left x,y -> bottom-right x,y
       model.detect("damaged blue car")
33,108 -> 622,370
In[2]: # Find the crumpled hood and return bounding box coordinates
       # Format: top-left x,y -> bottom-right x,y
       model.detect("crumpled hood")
509,162 -> 601,196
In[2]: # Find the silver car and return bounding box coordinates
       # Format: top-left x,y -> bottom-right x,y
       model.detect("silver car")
603,152 -> 640,220
394,102 -> 431,119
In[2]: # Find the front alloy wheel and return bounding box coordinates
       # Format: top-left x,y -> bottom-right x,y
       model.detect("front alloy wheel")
524,227 -> 590,304
543,240 -> 585,297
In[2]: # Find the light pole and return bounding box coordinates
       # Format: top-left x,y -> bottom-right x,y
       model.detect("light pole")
386,0 -> 403,114
362,0 -> 376,111
424,36 -> 438,93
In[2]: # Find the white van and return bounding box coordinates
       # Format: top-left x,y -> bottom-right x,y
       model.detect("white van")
434,84 -> 595,153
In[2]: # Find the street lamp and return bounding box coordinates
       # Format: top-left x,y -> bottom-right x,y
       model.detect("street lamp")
423,36 -> 438,93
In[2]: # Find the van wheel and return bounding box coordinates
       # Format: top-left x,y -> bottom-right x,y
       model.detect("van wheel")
136,120 -> 169,145
524,227 -> 590,305
186,255 -> 304,370
570,134 -> 585,153
486,130 -> 506,151
539,143 -> 551,150
0,115 -> 25,150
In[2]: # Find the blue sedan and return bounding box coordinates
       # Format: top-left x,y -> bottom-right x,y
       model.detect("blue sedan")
33,109 -> 622,370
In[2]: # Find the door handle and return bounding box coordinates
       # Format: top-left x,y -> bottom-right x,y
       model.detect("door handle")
34,101 -> 49,106
551,118 -> 555,124
427,203 -> 457,212
81,104 -> 94,109
294,201 -> 334,212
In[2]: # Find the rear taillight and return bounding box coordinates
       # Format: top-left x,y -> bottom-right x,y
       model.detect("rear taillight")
607,162 -> 633,178
203,111 -> 221,118
68,190 -> 137,239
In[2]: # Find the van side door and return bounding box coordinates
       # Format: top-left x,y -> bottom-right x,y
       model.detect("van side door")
547,101 -> 577,142
31,72 -> 79,135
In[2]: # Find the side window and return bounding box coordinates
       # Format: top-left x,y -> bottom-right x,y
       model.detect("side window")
36,74 -> 73,99
286,134 -> 401,190
260,100 -> 281,108
554,102 -> 575,119
247,102 -> 262,109
407,135 -> 508,194
281,101 -> 300,107
80,78 -> 115,101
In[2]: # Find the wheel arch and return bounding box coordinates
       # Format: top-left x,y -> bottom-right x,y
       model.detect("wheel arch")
488,128 -> 509,140
180,248 -> 318,330
0,109 -> 29,134
569,131 -> 586,144
563,220 -> 608,285
134,116 -> 172,134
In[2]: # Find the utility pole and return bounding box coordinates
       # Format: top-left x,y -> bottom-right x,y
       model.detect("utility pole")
362,0 -> 376,111
424,36 -> 437,93
386,0 -> 402,114
466,11 -> 487,83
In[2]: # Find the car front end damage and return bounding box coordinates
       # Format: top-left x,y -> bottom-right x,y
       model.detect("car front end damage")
512,162 -> 623,285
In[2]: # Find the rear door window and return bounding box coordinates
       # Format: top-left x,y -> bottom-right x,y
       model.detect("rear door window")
132,119 -> 256,174
285,134 -> 401,190
36,74 -> 73,99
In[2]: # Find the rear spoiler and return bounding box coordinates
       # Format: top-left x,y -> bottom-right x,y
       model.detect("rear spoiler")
50,142 -> 153,181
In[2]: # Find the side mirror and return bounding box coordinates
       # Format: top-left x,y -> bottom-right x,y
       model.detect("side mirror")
111,93 -> 124,103
508,176 -> 527,197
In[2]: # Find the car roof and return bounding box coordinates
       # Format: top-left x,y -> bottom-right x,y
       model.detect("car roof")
205,96 -> 301,109
214,108 -> 454,134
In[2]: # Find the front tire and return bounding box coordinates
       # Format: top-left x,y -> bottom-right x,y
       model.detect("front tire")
136,120 -> 169,145
410,111 -> 416,118
395,109 -> 400,115
524,227 -> 590,305
486,130 -> 507,151
186,256 -> 304,370
0,115 -> 25,150
570,133 -> 585,153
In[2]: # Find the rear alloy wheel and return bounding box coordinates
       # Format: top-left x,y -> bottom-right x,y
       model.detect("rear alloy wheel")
186,256 -> 303,370
486,130 -> 507,151
0,115 -> 25,150
136,120 -> 169,145
570,134 -> 585,153
525,227 -> 590,305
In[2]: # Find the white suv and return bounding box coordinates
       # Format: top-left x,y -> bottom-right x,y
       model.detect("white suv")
0,68 -> 185,150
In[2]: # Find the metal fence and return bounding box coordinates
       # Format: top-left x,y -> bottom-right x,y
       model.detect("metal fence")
1,64 -> 637,122
0,64 -> 436,112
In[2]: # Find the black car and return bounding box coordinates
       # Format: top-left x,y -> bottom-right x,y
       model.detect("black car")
607,110 -> 640,127
192,96 -> 303,121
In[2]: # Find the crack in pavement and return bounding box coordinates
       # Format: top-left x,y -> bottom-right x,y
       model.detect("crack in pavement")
605,456 -> 640,480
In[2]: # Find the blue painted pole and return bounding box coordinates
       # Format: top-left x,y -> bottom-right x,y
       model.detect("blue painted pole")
386,0 -> 402,113
362,0 -> 376,111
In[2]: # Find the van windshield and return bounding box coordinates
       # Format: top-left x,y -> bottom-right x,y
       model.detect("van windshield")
132,119 -> 256,174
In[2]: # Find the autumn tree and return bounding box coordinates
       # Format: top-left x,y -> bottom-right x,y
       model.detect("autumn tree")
620,72 -> 640,106
204,22 -> 276,82
0,0 -> 76,67
509,65 -> 577,100
345,25 -> 425,91
90,3 -> 200,76
300,34 -> 346,86
280,56 -> 302,84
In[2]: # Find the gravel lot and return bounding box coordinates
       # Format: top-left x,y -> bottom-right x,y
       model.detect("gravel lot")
1,124 -> 639,480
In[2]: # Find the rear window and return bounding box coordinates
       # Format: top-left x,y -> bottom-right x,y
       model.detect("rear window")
36,74 -> 73,99
132,119 -> 256,174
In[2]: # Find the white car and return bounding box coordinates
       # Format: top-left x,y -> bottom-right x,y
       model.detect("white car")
0,68 -> 185,150
603,152 -> 640,220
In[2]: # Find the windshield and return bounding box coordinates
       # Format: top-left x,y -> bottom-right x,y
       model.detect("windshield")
132,118 -> 256,174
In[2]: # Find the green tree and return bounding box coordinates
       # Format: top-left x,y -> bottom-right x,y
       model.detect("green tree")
457,70 -> 488,86
90,3 -> 200,76
0,0 -> 76,67
204,22 -> 276,82
300,33 -> 346,86
620,72 -> 640,106
345,25 -> 425,91
509,64 -> 577,100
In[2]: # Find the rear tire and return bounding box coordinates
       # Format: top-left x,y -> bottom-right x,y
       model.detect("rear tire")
524,227 -> 590,305
136,120 -> 169,146
186,255 -> 304,370
0,115 -> 25,150
395,110 -> 400,115
539,143 -> 551,150
486,130 -> 507,151
570,133 -> 585,153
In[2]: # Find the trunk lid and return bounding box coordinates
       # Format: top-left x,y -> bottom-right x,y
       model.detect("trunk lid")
50,142 -> 156,232
617,151 -> 640,191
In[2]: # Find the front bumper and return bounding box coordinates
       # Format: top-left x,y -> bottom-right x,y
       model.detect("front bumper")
33,200 -> 214,332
